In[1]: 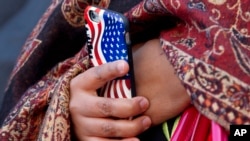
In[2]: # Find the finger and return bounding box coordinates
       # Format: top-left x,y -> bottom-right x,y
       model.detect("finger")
72,60 -> 129,91
70,96 -> 149,118
76,116 -> 151,138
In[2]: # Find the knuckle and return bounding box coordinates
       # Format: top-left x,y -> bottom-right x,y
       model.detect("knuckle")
94,63 -> 117,82
94,66 -> 107,82
101,122 -> 117,136
97,99 -> 113,117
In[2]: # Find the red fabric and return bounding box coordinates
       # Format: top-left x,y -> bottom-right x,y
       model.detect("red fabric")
171,106 -> 211,141
126,0 -> 250,131
211,121 -> 228,141
171,106 -> 229,141
0,0 -> 249,140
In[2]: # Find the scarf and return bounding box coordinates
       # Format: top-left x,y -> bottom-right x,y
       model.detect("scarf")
1,0 -> 249,140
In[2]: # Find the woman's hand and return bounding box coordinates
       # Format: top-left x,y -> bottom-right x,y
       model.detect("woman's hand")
70,60 -> 152,141
69,39 -> 191,140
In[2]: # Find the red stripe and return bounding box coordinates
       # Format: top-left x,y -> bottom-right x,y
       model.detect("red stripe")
106,81 -> 112,98
113,81 -> 118,98
125,79 -> 130,89
93,8 -> 104,65
119,80 -> 127,98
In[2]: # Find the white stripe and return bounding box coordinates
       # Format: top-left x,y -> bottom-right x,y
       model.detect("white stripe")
116,80 -> 124,98
109,80 -> 116,98
122,80 -> 131,98
103,80 -> 131,98
103,81 -> 111,97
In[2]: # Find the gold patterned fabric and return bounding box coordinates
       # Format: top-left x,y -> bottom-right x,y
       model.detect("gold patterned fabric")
125,0 -> 250,131
0,0 -> 107,140
0,0 -> 249,140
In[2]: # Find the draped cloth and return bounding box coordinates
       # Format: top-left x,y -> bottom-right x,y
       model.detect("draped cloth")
0,0 -> 250,140
126,0 -> 250,131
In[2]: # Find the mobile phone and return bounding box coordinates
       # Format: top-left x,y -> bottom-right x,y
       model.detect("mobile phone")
84,6 -> 136,98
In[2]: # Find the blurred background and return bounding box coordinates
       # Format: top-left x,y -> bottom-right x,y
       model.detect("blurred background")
0,0 -> 51,105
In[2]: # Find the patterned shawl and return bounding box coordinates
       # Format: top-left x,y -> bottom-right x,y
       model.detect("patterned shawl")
126,0 -> 250,130
0,0 -> 249,140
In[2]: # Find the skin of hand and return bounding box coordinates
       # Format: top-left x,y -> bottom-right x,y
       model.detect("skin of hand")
69,39 -> 191,140
70,60 -> 151,141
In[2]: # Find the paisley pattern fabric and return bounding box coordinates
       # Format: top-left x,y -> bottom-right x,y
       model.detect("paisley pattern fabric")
125,0 -> 250,131
62,0 -> 110,26
0,0 -> 106,140
0,0 -> 249,140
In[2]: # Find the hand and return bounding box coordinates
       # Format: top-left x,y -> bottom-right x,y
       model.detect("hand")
69,60 -> 152,141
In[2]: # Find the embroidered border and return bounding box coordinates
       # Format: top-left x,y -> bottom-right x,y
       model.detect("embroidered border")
161,39 -> 250,130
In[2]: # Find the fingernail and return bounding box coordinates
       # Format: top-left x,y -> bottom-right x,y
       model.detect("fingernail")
142,117 -> 151,129
139,98 -> 149,111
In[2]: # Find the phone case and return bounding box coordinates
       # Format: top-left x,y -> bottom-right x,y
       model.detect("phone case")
84,6 -> 136,98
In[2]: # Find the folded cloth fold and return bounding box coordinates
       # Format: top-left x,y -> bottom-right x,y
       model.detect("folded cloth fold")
0,0 -> 249,140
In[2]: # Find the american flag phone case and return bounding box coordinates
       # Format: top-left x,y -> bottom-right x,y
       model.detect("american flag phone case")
84,6 -> 136,98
